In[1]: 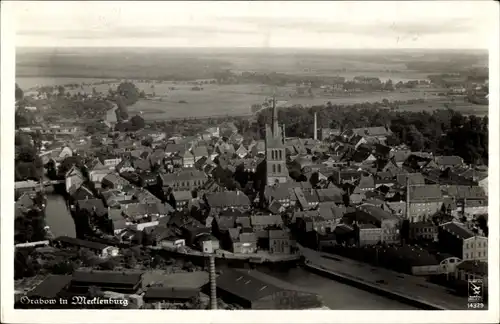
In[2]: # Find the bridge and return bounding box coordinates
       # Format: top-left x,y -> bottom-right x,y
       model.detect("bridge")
15,179 -> 65,191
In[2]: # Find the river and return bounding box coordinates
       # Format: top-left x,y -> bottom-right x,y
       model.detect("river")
45,191 -> 76,238
44,189 -> 414,309
260,267 -> 417,310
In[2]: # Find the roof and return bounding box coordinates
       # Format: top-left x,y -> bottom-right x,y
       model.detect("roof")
440,185 -> 487,200
457,260 -> 488,276
440,222 -> 475,240
72,270 -> 143,286
172,190 -> 192,201
160,169 -> 207,183
357,204 -> 398,222
350,126 -> 392,137
212,269 -> 284,303
54,236 -> 108,250
143,287 -> 199,301
409,185 -> 443,202
205,191 -> 250,208
192,145 -> 209,158
76,199 -> 107,217
26,275 -> 72,299
396,173 -> 426,186
315,188 -> 344,204
250,215 -> 283,227
434,155 -> 464,166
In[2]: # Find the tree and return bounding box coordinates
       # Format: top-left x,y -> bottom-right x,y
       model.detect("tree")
117,82 -> 140,106
130,115 -> 146,130
15,83 -> 24,101
57,86 -> 65,97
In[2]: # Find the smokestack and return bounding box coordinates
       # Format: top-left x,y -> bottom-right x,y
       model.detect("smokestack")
406,177 -> 411,222
209,255 -> 217,310
282,124 -> 286,144
314,112 -> 318,140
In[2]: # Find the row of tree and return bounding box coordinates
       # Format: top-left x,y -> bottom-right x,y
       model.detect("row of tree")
252,103 -> 488,165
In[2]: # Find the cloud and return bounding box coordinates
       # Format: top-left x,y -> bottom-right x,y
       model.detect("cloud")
17,24 -> 260,40
217,16 -> 477,37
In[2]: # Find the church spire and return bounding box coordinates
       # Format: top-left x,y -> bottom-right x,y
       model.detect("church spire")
272,95 -> 279,137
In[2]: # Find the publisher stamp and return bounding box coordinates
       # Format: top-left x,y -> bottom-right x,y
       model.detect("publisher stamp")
467,279 -> 485,309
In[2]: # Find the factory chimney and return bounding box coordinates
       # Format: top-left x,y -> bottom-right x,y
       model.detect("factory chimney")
406,177 -> 411,223
282,124 -> 286,145
209,255 -> 217,310
314,112 -> 318,140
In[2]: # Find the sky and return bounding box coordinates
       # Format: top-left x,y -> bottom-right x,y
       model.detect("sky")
12,1 -> 496,49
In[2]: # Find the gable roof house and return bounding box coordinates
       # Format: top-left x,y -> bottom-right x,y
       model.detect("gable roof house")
407,185 -> 444,223
433,156 -> 465,170
65,166 -> 85,194
204,191 -> 251,213
101,173 -> 131,191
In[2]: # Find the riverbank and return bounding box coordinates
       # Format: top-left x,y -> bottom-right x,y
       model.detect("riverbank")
149,245 -> 301,264
300,246 -> 469,310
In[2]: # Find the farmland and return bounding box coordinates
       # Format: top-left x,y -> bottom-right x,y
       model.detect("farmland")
16,76 -> 488,120
15,48 -> 489,119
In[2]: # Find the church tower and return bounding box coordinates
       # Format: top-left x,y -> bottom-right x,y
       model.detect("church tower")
265,96 -> 288,185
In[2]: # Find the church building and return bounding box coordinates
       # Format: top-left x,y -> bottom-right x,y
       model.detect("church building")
265,97 -> 289,185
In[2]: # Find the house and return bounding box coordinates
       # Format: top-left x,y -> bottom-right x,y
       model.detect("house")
204,191 -> 251,213
235,144 -> 249,158
269,229 -> 291,254
203,269 -> 322,309
172,191 -> 193,211
357,224 -> 383,246
438,222 -> 488,261
101,173 -> 131,191
440,185 -> 487,219
99,156 -> 122,169
250,215 -> 284,231
52,236 -> 119,258
321,128 -> 341,141
342,126 -> 392,143
434,156 -> 465,170
138,172 -> 157,187
396,173 -> 425,187
76,199 -> 107,218
345,204 -> 400,244
69,270 -> 143,294
65,166 -> 85,194
409,222 -> 438,242
116,159 -> 135,174
455,260 -> 488,286
407,185 -> 443,223
223,227 -> 258,254
131,157 -> 151,172
182,150 -> 195,168
191,145 -> 209,162
411,254 -> 462,277
69,185 -> 94,203
87,159 -> 112,187
354,175 -> 375,193
159,169 -> 207,192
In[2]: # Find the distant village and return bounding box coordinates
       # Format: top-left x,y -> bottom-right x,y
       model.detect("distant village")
14,93 -> 488,309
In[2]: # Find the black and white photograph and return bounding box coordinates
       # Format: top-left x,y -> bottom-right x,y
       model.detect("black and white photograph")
1,1 -> 499,323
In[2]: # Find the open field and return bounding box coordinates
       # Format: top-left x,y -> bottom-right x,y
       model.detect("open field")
16,76 -> 488,119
